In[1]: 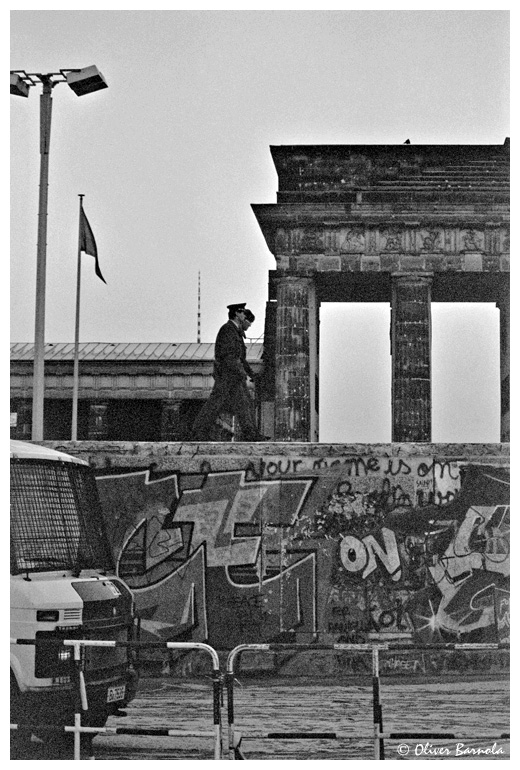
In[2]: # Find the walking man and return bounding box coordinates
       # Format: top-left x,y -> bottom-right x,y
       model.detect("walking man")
191,303 -> 267,441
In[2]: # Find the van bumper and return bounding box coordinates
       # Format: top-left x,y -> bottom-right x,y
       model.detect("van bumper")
11,667 -> 139,728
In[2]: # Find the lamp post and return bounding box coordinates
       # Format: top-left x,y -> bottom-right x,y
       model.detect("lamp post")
10,66 -> 108,441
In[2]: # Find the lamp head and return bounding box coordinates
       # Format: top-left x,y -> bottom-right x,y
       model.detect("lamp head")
66,65 -> 108,96
10,73 -> 30,97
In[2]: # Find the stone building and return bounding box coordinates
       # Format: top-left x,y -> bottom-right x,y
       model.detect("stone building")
253,140 -> 509,442
10,341 -> 265,441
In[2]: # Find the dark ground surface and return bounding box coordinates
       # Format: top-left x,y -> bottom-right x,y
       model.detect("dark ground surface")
12,675 -> 510,761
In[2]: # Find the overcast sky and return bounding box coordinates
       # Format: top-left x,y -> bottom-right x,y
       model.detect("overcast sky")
10,9 -> 509,443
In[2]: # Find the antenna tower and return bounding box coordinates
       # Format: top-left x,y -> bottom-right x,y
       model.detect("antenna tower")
197,271 -> 201,343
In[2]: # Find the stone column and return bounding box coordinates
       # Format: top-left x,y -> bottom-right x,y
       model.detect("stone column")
391,275 -> 432,442
160,400 -> 182,441
308,285 -> 319,441
274,275 -> 317,441
88,402 -> 109,440
497,284 -> 510,442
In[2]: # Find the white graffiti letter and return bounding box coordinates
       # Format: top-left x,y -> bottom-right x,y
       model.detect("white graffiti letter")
340,535 -> 368,574
363,528 -> 402,581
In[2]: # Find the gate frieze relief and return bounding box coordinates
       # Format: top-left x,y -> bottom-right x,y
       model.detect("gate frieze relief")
274,225 -> 509,264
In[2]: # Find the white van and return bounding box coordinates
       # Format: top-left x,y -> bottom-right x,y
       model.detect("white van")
10,440 -> 139,756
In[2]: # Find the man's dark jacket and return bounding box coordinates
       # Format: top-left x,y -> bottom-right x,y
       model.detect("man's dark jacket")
213,320 -> 252,383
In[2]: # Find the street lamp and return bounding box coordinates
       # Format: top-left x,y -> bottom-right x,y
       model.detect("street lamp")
10,66 -> 108,441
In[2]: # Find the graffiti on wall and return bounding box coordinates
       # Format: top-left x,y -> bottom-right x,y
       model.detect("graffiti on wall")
95,457 -> 509,648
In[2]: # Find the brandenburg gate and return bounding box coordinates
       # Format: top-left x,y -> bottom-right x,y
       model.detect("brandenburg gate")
253,141 -> 509,443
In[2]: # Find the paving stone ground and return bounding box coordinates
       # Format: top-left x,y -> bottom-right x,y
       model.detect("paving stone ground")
90,675 -> 509,761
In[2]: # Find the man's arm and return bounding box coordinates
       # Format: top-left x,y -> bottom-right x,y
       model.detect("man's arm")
215,323 -> 247,380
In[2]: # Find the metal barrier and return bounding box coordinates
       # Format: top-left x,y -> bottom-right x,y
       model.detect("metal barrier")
10,638 -> 223,760
225,642 -> 510,760
11,638 -> 510,760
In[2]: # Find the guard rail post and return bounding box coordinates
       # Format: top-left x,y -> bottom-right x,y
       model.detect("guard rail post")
71,640 -> 86,760
371,646 -> 385,760
165,641 -> 223,760
226,644 -> 268,759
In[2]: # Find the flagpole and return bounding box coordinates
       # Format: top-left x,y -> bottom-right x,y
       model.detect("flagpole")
197,271 -> 201,343
71,194 -> 84,441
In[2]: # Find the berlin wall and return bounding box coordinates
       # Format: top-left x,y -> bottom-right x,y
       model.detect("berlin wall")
48,441 -> 510,655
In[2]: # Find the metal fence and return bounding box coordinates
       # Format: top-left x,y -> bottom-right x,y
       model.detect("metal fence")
11,638 -> 509,760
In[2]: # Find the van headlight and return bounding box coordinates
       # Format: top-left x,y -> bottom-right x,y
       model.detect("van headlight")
35,632 -> 74,678
36,609 -> 59,622
58,647 -> 72,663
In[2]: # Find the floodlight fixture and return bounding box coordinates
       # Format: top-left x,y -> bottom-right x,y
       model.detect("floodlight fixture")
10,72 -> 30,97
66,65 -> 108,96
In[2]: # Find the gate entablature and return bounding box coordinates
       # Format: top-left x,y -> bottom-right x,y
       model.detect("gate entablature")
253,142 -> 510,443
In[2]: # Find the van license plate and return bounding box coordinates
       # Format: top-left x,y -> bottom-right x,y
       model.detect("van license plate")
107,685 -> 126,703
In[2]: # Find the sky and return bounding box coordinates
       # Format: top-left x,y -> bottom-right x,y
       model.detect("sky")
10,8 -> 509,443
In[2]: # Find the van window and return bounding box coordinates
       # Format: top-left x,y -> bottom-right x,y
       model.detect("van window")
10,459 -> 113,575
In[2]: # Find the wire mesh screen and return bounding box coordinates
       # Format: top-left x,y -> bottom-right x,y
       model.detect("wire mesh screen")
10,459 -> 113,574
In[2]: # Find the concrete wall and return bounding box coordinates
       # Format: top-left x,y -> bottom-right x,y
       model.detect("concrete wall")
47,442 -> 510,651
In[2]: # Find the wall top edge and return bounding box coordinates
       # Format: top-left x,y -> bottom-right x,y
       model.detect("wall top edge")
40,440 -> 510,461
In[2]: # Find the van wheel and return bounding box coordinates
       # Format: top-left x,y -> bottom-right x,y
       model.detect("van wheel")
10,675 -> 34,759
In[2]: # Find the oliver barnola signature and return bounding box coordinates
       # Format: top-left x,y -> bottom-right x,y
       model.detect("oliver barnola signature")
396,742 -> 506,757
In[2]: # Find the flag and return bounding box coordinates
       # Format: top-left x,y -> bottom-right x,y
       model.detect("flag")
80,207 -> 106,283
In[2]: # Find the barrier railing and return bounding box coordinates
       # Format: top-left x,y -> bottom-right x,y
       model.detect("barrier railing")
225,642 -> 510,760
11,638 -> 510,760
10,638 -> 223,760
